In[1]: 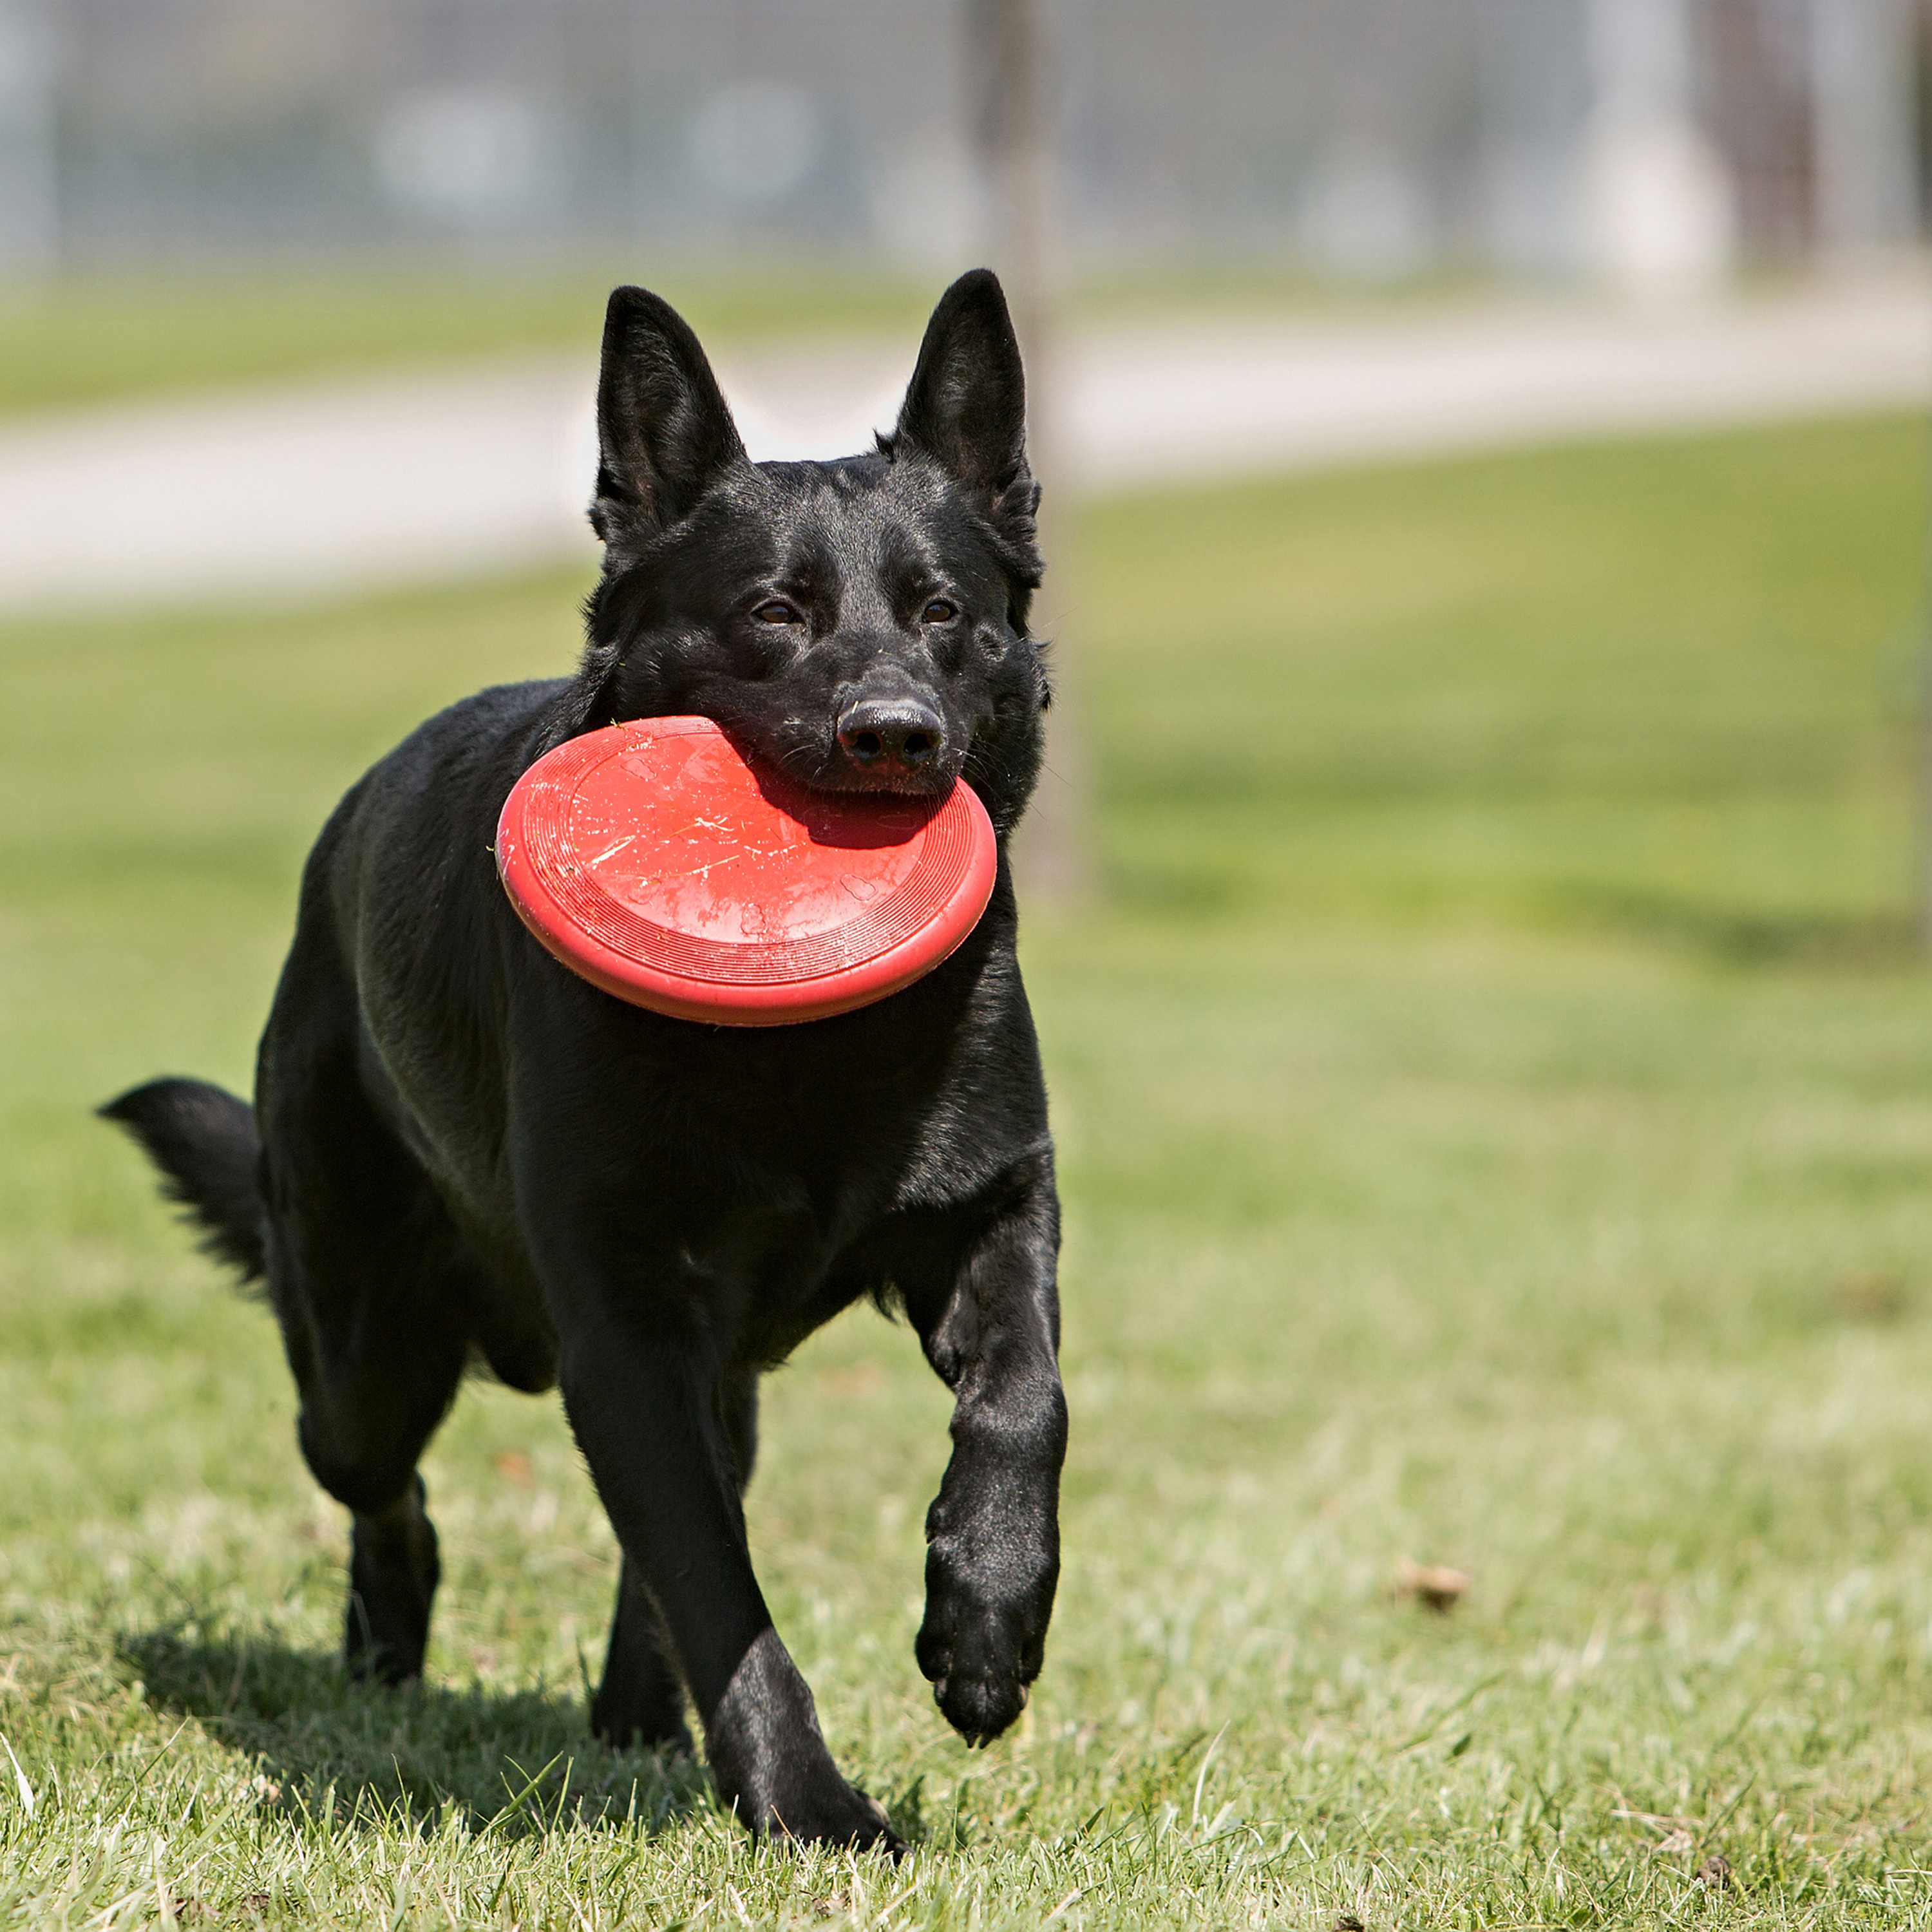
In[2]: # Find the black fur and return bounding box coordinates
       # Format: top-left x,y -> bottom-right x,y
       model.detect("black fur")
102,270 -> 1066,1855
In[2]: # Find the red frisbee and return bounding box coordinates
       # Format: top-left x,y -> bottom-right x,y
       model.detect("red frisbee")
495,717 -> 998,1025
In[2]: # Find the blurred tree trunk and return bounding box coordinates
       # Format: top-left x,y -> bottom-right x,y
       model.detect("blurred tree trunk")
1922,644 -> 1932,952
1921,473 -> 1932,951
969,0 -> 1093,904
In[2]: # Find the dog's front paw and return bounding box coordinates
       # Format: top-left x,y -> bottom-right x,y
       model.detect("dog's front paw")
707,1627 -> 907,1855
754,1777 -> 906,1857
916,1532 -> 1053,1746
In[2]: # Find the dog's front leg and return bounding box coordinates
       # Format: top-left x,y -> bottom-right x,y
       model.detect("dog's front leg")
905,1166 -> 1067,1745
559,1320 -> 900,1852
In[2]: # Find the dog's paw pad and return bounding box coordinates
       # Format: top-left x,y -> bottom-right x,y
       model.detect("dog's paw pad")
933,1663 -> 1028,1746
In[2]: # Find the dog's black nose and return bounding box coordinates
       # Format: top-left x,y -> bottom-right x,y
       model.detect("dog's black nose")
836,698 -> 946,775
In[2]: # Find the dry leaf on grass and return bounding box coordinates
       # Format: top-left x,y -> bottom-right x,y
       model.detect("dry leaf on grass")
1394,1557 -> 1470,1612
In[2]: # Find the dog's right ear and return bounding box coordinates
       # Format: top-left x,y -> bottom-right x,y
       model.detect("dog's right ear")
591,287 -> 746,547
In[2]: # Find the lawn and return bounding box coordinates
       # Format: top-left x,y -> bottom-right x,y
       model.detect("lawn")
3,413 -> 1932,1927
0,269 -> 941,418
0,263 -> 1477,419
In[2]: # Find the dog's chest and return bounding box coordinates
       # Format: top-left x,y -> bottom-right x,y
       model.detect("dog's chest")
647,1068 -> 997,1347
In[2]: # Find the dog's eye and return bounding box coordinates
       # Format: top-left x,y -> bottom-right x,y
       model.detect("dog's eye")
921,599 -> 958,625
753,600 -> 800,625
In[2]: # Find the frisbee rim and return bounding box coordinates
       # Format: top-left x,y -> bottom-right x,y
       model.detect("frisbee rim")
495,717 -> 998,1026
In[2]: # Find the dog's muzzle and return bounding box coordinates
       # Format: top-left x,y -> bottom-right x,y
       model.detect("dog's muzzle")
836,696 -> 946,779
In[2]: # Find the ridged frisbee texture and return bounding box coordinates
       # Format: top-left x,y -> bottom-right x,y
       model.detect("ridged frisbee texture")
495,717 -> 999,1025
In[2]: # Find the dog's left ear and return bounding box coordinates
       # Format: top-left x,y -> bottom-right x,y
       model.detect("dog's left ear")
893,270 -> 1040,564
592,286 -> 746,546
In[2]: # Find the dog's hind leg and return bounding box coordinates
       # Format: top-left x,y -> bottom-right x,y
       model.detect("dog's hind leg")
343,1473 -> 443,1688
591,1368 -> 756,1753
259,1019 -> 476,1688
275,1155 -> 475,1685
592,1557 -> 690,1752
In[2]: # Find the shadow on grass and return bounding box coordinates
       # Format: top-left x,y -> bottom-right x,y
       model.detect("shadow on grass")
121,1625 -> 708,1839
120,1624 -> 935,1849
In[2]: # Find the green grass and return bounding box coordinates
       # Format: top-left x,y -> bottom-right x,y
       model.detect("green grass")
0,268 -> 943,418
5,413 -> 1932,1926
0,262 -> 1499,421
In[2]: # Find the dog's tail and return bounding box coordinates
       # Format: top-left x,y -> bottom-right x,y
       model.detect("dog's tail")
99,1077 -> 267,1285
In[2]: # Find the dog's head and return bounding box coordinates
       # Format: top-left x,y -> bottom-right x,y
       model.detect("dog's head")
571,270 -> 1048,835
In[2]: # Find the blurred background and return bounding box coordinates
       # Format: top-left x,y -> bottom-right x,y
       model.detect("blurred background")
8,4 -> 1932,1913
0,0 -> 1926,285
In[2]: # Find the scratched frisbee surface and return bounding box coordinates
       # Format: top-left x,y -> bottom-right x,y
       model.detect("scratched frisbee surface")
495,716 -> 999,1024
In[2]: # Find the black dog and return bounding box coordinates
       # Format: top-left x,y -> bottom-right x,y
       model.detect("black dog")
103,270 -> 1066,1853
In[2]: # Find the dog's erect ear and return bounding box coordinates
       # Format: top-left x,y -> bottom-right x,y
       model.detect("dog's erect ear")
893,269 -> 1034,521
592,287 -> 746,543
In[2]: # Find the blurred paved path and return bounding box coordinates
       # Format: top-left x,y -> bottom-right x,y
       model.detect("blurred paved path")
1,278 -> 1926,613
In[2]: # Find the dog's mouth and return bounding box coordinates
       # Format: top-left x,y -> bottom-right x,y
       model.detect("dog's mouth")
799,754 -> 963,800
728,716 -> 967,803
